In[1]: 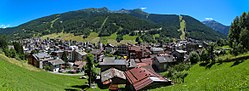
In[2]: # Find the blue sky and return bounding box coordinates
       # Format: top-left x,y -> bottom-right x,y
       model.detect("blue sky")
0,0 -> 249,28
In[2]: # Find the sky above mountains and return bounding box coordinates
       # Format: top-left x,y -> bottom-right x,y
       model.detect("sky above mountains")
0,0 -> 249,28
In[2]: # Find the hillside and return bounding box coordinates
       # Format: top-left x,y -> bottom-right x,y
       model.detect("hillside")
153,58 -> 249,90
202,20 -> 230,35
0,7 -> 226,42
0,54 -> 97,91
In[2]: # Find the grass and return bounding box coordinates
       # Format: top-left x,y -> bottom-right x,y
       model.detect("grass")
42,32 -> 138,45
153,55 -> 249,91
0,54 -> 107,91
179,15 -> 186,40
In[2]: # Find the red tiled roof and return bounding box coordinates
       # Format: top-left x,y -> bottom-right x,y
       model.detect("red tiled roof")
125,67 -> 168,91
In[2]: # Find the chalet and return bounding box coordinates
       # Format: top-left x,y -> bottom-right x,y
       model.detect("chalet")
172,49 -> 187,61
74,51 -> 87,61
44,58 -> 65,72
116,44 -> 128,56
28,52 -> 52,69
105,43 -> 115,53
128,46 -> 151,59
90,49 -> 103,62
153,56 -> 176,71
99,58 -> 127,71
73,61 -> 86,72
125,67 -> 171,91
150,47 -> 164,54
101,68 -> 126,85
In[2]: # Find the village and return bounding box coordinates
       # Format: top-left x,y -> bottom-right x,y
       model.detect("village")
22,38 -> 209,90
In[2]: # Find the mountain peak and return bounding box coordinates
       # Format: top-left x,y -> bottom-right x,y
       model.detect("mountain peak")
80,7 -> 110,13
202,20 -> 230,35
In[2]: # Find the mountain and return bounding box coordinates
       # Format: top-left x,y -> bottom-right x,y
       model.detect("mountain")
0,7 -> 226,42
202,20 -> 230,35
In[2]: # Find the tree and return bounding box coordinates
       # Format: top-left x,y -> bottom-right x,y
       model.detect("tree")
189,51 -> 200,64
228,12 -> 249,54
85,54 -> 96,88
0,35 -> 8,49
13,42 -> 25,60
228,16 -> 241,48
239,28 -> 249,50
200,49 -> 209,62
61,51 -> 68,68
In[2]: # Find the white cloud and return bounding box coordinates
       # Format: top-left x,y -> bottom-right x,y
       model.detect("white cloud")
140,7 -> 147,10
205,18 -> 213,21
0,24 -> 11,28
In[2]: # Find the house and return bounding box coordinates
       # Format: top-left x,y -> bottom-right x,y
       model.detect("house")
28,52 -> 52,69
153,56 -> 176,71
73,61 -> 86,72
101,68 -> 126,85
74,51 -> 87,61
99,58 -> 127,71
90,49 -> 103,62
44,58 -> 65,72
125,67 -> 172,91
116,44 -> 128,56
150,47 -> 164,55
105,43 -> 115,53
128,46 -> 151,59
172,49 -> 187,61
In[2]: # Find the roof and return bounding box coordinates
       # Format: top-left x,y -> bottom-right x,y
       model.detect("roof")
125,67 -> 170,91
48,59 -> 65,65
128,46 -> 150,53
76,51 -> 87,56
32,53 -> 51,61
99,59 -> 126,66
74,61 -> 86,68
150,47 -> 164,52
155,56 -> 175,63
127,59 -> 137,68
102,57 -> 115,62
176,50 -> 187,53
90,49 -> 102,54
101,68 -> 126,84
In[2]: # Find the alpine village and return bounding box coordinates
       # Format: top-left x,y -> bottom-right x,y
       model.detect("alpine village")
0,4 -> 249,91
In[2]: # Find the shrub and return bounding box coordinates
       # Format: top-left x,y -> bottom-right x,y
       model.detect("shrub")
189,51 -> 200,64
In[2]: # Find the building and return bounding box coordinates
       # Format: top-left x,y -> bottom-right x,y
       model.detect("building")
75,51 -> 87,61
125,67 -> 172,91
44,58 -> 65,72
128,46 -> 151,59
99,59 -> 127,71
172,49 -> 187,61
153,56 -> 176,71
105,43 -> 115,53
90,49 -> 103,62
28,52 -> 52,69
150,47 -> 164,55
116,44 -> 128,56
101,68 -> 127,85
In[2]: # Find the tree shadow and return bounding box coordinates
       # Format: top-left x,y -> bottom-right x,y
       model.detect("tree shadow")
64,84 -> 89,91
231,60 -> 244,67
95,79 -> 109,89
205,62 -> 215,69
199,62 -> 209,67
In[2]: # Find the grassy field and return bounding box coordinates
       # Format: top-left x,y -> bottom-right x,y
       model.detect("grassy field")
42,32 -> 139,45
179,15 -> 186,40
0,54 -> 106,91
153,57 -> 249,91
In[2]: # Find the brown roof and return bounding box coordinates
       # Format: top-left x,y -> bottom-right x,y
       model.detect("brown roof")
74,61 -> 86,68
125,67 -> 170,91
128,46 -> 150,53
